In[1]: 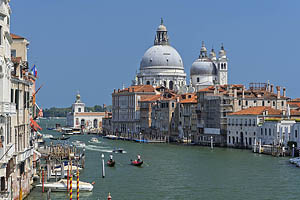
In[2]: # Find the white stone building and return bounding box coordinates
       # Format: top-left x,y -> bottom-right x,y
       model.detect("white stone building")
227,106 -> 282,148
67,94 -> 105,130
135,19 -> 187,91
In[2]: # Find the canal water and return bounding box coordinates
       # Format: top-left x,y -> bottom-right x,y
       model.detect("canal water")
26,118 -> 300,200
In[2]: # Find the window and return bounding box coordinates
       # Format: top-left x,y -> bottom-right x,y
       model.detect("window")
146,81 -> 150,85
0,176 -> 5,191
262,101 -> 265,106
228,136 -> 231,144
281,101 -> 284,107
265,128 -> 267,136
15,89 -> 19,110
261,128 -> 263,136
78,108 -> 81,112
76,118 -> 79,125
11,49 -> 16,58
11,89 -> 14,103
249,137 -> 252,145
269,128 -> 271,136
254,132 -> 256,136
172,103 -> 174,108
238,100 -> 241,106
246,101 -> 248,106
295,130 -> 298,138
0,26 -> 2,45
273,101 -> 275,106
197,77 -> 200,82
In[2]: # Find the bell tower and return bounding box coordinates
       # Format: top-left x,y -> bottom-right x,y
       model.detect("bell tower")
218,44 -> 228,85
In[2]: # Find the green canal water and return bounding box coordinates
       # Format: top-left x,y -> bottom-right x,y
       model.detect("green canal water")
26,118 -> 300,200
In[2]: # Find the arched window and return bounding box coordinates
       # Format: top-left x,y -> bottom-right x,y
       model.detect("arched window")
262,101 -> 265,106
224,63 -> 226,69
93,119 -> 98,128
197,77 -> 200,83
163,81 -> 167,87
76,118 -> 79,125
146,81 -> 150,85
78,107 -> 81,112
169,81 -> 173,90
81,119 -> 85,126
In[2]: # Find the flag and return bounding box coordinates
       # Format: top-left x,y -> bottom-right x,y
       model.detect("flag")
38,108 -> 43,117
31,65 -> 37,77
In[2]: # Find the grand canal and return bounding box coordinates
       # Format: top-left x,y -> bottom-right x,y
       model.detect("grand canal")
26,118 -> 300,200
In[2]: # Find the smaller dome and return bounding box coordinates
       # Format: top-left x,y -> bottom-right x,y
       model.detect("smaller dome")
157,24 -> 167,32
190,59 -> 217,76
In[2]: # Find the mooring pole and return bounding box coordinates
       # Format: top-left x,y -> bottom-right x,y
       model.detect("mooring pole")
69,176 -> 72,200
77,166 -> 79,200
42,168 -> 45,193
210,136 -> 213,150
101,153 -> 105,178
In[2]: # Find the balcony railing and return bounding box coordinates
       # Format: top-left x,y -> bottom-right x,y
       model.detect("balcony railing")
0,102 -> 16,114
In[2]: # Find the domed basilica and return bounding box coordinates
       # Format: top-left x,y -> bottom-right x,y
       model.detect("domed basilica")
133,19 -> 228,93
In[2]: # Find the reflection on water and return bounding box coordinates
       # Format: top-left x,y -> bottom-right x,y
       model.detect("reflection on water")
27,118 -> 300,200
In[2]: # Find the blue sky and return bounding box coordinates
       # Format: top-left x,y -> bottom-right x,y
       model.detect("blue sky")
10,0 -> 300,108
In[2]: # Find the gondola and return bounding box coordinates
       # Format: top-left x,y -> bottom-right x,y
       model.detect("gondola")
50,136 -> 70,141
112,148 -> 125,154
107,160 -> 115,167
131,160 -> 143,166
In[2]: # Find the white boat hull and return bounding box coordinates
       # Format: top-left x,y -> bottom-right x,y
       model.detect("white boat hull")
36,179 -> 93,192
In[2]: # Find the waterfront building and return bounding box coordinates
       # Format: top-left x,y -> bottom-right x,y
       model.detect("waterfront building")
227,106 -> 282,148
111,85 -> 158,136
66,93 -> 105,131
134,19 -> 187,91
178,93 -> 197,143
150,91 -> 178,142
102,112 -> 112,135
196,83 -> 289,146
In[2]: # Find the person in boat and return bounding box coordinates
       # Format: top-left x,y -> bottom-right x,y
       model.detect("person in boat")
137,154 -> 141,162
109,154 -> 113,162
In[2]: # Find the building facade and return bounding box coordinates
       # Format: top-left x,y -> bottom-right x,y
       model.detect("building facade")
67,94 -> 105,131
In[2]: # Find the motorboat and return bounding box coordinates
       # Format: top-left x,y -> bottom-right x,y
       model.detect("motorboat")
42,134 -> 53,139
53,165 -> 82,172
289,157 -> 300,164
36,179 -> 93,192
107,160 -> 115,167
89,137 -> 99,143
112,148 -> 126,154
131,160 -> 143,166
104,135 -> 117,140
72,140 -> 86,148
62,128 -> 74,135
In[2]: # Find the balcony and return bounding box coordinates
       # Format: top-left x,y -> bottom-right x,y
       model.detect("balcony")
0,102 -> 16,114
16,147 -> 33,164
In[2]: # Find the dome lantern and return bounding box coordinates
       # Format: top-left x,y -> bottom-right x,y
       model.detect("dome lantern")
154,18 -> 169,45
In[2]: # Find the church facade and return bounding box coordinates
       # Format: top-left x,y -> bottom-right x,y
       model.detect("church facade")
67,94 -> 105,130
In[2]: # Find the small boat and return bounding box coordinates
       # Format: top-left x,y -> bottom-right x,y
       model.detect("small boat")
90,137 -> 99,143
112,148 -> 126,154
43,134 -> 53,139
36,179 -> 93,192
107,160 -> 115,167
50,136 -> 70,141
289,157 -> 300,164
47,128 -> 55,130
131,160 -> 143,166
72,140 -> 85,148
104,135 -> 117,140
53,165 -> 82,172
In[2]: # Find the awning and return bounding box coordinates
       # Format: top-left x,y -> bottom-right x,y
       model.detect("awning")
30,118 -> 42,131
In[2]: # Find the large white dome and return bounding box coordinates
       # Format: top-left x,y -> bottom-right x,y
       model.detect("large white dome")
140,45 -> 183,70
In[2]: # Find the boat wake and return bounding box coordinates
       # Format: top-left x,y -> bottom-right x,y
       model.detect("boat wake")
85,145 -> 113,153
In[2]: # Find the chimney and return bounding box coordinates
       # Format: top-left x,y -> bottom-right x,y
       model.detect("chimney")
234,88 -> 237,98
242,87 -> 245,99
270,84 -> 274,93
276,86 -> 280,99
118,89 -> 120,93
132,88 -> 135,92
114,89 -> 116,93
283,87 -> 286,97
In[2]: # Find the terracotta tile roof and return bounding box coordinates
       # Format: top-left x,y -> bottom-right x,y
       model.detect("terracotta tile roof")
74,112 -> 105,116
291,110 -> 300,116
288,102 -> 300,108
10,33 -> 25,39
140,95 -> 161,102
115,85 -> 156,94
290,98 -> 300,102
180,93 -> 197,104
229,106 -> 282,116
